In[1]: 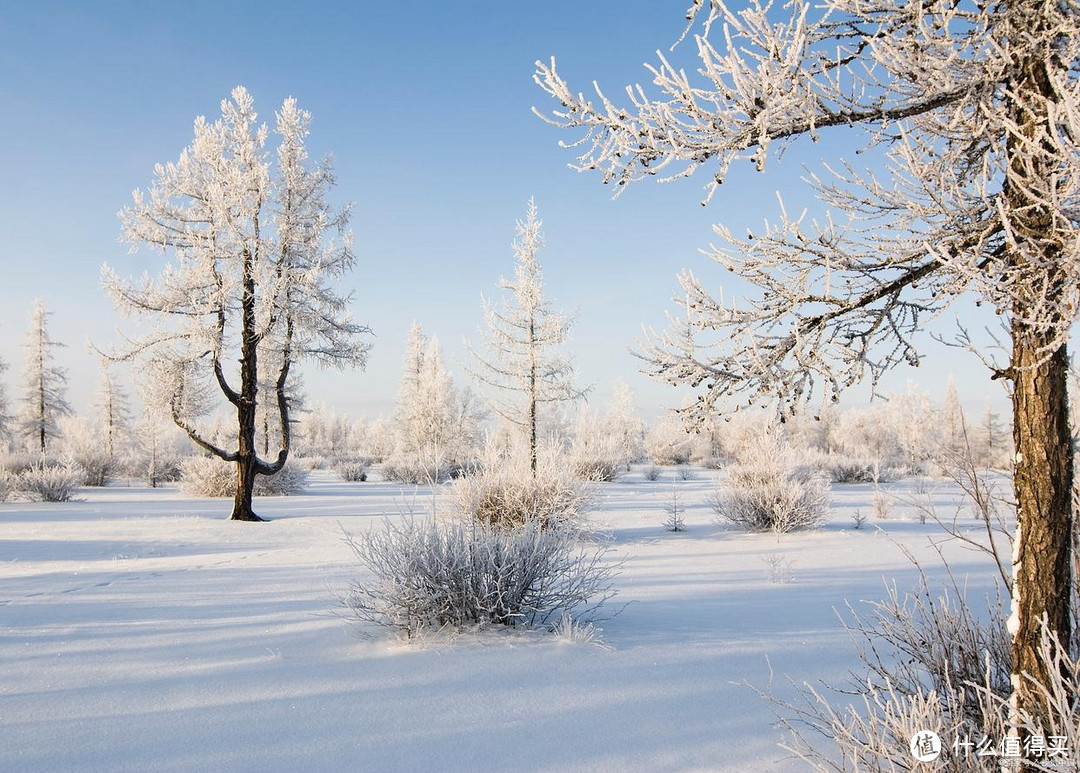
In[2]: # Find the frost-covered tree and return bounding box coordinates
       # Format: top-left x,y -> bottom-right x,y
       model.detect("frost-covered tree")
467,199 -> 586,475
608,380 -> 646,468
941,376 -> 966,454
17,299 -> 70,454
93,362 -> 132,464
393,322 -> 429,453
979,399 -> 1008,469
0,353 -> 11,451
295,401 -> 352,459
392,324 -> 483,478
103,87 -> 370,521
536,0 -> 1080,726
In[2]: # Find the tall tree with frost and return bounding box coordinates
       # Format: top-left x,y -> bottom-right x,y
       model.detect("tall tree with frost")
395,324 -> 483,471
17,299 -> 70,454
104,87 -> 370,521
536,0 -> 1080,734
0,352 -> 11,451
467,199 -> 586,475
93,362 -> 132,464
608,379 -> 645,468
393,322 -> 429,455
941,376 -> 966,454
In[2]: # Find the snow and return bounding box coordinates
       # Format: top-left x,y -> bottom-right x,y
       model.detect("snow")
1,470 -> 1002,772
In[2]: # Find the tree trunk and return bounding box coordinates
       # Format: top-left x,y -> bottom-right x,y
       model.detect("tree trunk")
231,247 -> 264,522
528,318 -> 538,478
1009,325 -> 1072,733
230,447 -> 263,521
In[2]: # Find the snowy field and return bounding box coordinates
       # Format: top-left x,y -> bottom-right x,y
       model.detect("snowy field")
1,469 -> 1005,772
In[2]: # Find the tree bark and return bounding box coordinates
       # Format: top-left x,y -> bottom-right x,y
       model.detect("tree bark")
998,3 -> 1075,751
1009,326 -> 1072,732
231,247 -> 264,522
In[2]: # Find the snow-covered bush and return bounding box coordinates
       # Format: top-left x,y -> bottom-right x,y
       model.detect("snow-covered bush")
380,455 -> 464,485
572,455 -> 622,483
340,518 -> 618,637
336,458 -> 372,482
570,409 -> 628,481
254,463 -> 308,496
780,577 -> 1021,771
644,415 -> 695,465
17,463 -> 82,502
643,465 -> 662,482
180,456 -> 308,497
179,456 -> 235,497
820,454 -> 898,485
0,452 -> 39,476
75,453 -> 113,487
711,433 -> 829,533
451,453 -> 593,529
58,416 -> 118,486
131,452 -> 183,487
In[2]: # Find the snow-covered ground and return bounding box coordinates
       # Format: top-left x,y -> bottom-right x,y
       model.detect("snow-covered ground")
1,469 -> 1005,772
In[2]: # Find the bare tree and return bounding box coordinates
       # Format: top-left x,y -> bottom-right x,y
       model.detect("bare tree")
103,87 -> 370,520
536,0 -> 1080,736
17,299 -> 70,454
466,198 -> 586,475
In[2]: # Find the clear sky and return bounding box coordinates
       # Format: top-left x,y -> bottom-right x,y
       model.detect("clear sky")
0,1 -> 1010,424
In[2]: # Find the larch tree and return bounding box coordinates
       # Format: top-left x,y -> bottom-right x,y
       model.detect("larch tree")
536,0 -> 1080,738
395,323 -> 483,474
608,379 -> 646,469
393,322 -> 429,456
104,87 -> 370,521
0,353 -> 11,451
17,299 -> 71,454
93,362 -> 132,465
466,199 -> 586,475
941,375 -> 966,454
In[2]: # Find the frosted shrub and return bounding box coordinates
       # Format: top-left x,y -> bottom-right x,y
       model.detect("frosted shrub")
644,416 -> 694,466
572,456 -> 622,483
822,454 -> 897,485
643,465 -> 662,481
381,455 -> 460,485
0,453 -> 38,476
17,463 -> 82,502
451,454 -> 593,529
341,518 -> 618,637
711,433 -> 829,533
132,453 -> 182,487
59,417 -> 116,486
336,458 -> 372,482
180,456 -> 307,497
570,413 -> 625,481
254,463 -> 308,496
779,579 -> 1031,772
179,457 -> 235,497
72,451 -> 114,487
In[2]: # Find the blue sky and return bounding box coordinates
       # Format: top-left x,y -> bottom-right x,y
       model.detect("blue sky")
0,1 -> 1008,423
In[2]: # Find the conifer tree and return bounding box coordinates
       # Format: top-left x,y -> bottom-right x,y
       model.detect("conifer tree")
467,199 -> 586,475
17,299 -> 70,454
